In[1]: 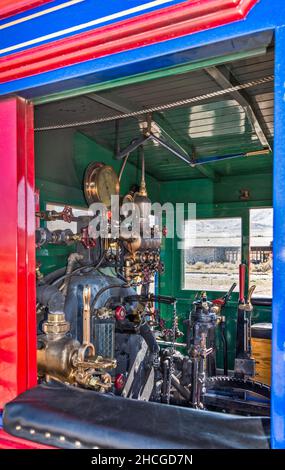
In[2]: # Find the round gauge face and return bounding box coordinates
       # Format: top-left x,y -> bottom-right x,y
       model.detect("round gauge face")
84,163 -> 120,208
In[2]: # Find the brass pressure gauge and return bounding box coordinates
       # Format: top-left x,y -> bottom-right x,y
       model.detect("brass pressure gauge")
84,162 -> 120,208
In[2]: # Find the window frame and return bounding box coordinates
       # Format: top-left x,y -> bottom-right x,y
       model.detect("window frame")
249,207 -> 273,299
181,215 -> 243,293
159,203 -> 273,303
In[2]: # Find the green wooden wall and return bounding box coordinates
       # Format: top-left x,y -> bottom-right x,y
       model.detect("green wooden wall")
159,173 -> 272,369
35,131 -> 160,273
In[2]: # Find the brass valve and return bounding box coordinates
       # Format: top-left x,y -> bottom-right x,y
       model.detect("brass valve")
42,312 -> 70,337
38,308 -> 116,393
36,205 -> 73,222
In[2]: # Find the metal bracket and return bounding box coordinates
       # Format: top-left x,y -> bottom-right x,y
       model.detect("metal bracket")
205,65 -> 271,151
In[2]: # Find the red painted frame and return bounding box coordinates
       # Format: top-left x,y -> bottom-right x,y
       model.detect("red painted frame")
0,0 -> 54,20
0,0 -> 259,450
0,97 -> 37,409
0,429 -> 54,449
0,0 -> 259,83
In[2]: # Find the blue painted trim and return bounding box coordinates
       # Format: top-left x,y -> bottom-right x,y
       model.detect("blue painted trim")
0,0 -> 281,98
272,25 -> 285,450
0,0 -> 183,57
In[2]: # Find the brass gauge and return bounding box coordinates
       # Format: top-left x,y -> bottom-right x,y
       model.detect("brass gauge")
84,162 -> 120,208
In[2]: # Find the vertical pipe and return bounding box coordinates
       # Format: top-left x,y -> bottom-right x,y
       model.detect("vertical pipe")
239,263 -> 246,303
82,285 -> 91,345
272,26 -> 285,449
241,210 -> 250,298
236,264 -> 246,359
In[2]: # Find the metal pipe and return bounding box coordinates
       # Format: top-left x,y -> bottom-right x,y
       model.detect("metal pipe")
220,322 -> 228,376
140,146 -> 145,189
115,119 -> 120,156
116,134 -> 150,159
138,322 -> 159,354
239,263 -> 246,303
171,375 -> 191,401
119,152 -> 129,182
192,149 -> 270,166
62,252 -> 84,295
152,134 -> 191,165
193,152 -> 247,166
36,284 -> 65,314
157,340 -> 187,348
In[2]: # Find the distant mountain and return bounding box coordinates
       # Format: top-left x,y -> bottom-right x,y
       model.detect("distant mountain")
185,208 -> 273,247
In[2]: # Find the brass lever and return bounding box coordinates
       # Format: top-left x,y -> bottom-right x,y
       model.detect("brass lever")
83,285 -> 91,345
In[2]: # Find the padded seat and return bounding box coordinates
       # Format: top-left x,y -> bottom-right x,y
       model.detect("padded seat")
3,382 -> 270,449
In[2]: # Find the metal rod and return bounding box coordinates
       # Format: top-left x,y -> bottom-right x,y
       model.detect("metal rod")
82,285 -> 91,345
115,119 -> 120,156
116,135 -> 150,159
152,134 -> 192,165
118,153 -> 129,182
245,149 -> 271,157
192,149 -> 270,166
140,145 -> 146,189
157,340 -> 187,348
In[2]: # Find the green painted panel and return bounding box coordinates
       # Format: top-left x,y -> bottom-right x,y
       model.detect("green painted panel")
158,175 -> 272,370
36,131 -> 161,273
160,172 -> 272,205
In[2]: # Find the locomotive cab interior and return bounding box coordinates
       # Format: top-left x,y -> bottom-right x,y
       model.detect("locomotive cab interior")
3,31 -> 274,449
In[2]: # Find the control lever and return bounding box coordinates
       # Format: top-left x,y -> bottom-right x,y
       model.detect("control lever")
235,264 -> 256,377
78,285 -> 96,363
212,282 -> 237,311
211,282 -> 237,377
82,285 -> 91,345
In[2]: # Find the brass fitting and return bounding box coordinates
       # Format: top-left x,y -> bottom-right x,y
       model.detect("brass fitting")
38,309 -> 116,393
36,265 -> 44,281
42,312 -> 70,337
76,371 -> 112,393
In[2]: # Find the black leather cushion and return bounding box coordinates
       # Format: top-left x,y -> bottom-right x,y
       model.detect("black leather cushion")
3,382 -> 270,449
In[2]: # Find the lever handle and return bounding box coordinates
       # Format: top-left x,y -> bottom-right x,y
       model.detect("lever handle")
247,285 -> 256,304
239,264 -> 246,303
83,285 -> 91,345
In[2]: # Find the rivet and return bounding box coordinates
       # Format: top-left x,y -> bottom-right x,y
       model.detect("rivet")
45,432 -> 51,438
59,436 -> 65,441
15,425 -> 21,431
75,440 -> 81,447
30,429 -> 35,435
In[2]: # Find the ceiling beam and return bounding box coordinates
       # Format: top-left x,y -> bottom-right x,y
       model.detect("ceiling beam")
205,65 -> 271,151
86,92 -> 218,181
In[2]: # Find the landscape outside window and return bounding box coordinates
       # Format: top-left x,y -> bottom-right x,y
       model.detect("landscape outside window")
250,208 -> 273,298
183,218 -> 242,292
